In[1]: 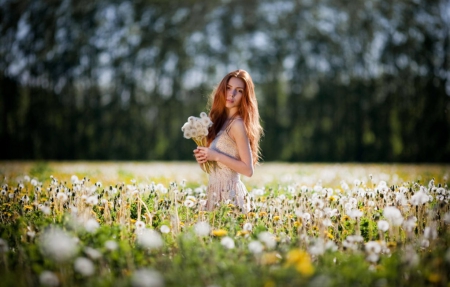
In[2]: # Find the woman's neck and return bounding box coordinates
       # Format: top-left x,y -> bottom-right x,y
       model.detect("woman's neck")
226,108 -> 239,119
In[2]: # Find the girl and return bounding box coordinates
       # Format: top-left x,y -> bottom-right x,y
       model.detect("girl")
194,69 -> 263,212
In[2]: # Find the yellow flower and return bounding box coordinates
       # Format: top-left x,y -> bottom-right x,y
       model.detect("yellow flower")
329,196 -> 337,202
247,212 -> 256,218
285,249 -> 315,277
428,273 -> 441,284
261,252 -> 281,265
294,221 -> 302,228
211,229 -> 227,237
387,241 -> 397,248
263,280 -> 276,287
325,231 -> 334,240
342,215 -> 350,222
24,205 -> 33,210
130,219 -> 136,224
227,204 -> 235,208
237,230 -> 250,236
259,211 -> 267,217
273,215 -> 281,222
260,196 -> 266,202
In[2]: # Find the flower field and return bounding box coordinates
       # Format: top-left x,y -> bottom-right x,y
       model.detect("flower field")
0,161 -> 449,287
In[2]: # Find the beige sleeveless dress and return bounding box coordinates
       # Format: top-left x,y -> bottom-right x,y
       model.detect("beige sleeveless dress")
206,120 -> 250,212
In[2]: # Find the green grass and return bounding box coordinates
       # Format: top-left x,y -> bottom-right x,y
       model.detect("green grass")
0,161 -> 449,287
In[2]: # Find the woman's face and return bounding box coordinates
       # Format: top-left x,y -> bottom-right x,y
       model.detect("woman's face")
225,77 -> 245,111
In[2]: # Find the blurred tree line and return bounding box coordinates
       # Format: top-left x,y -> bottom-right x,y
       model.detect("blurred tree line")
1,0 -> 449,162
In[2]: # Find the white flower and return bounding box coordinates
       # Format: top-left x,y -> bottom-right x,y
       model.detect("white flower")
313,185 -> 322,192
365,241 -> 382,254
347,209 -> 363,219
31,178 -> 38,186
220,236 -> 235,249
184,199 -> 195,208
444,212 -> 450,224
194,221 -> 210,237
308,238 -> 325,256
21,195 -> 29,203
56,192 -> 68,203
137,229 -> 163,249
445,248 -> 450,263
258,231 -> 276,249
39,271 -> 59,287
159,225 -> 170,234
410,191 -> 429,206
84,247 -> 102,260
383,206 -> 403,226
39,204 -> 51,215
86,195 -> 98,205
402,216 -> 417,233
74,257 -> 95,276
243,222 -> 253,231
131,269 -> 164,287
424,226 -> 437,240
301,212 -> 311,222
71,175 -> 79,184
248,240 -> 264,254
377,220 -> 390,232
104,240 -> 118,251
84,218 -> 100,233
135,221 -> 146,230
39,227 -> 78,262
0,238 -> 8,253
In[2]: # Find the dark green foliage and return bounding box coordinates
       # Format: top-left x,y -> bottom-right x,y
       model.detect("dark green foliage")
0,0 -> 449,162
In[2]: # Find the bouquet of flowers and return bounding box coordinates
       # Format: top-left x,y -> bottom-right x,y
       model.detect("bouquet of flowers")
182,112 -> 214,173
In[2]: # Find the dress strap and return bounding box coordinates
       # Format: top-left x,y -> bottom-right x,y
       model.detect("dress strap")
225,116 -> 239,133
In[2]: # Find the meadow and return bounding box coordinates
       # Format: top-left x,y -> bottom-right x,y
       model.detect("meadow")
0,161 -> 449,287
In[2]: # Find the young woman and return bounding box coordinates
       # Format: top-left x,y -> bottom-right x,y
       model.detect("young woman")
194,69 -> 263,212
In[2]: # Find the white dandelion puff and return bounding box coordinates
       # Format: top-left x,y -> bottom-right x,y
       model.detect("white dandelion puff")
104,240 -> 118,251
74,257 -> 95,276
160,225 -> 170,234
258,231 -> 276,249
248,240 -> 264,254
39,271 -> 59,287
383,206 -> 403,226
84,218 -> 100,233
131,268 -> 164,287
220,236 -> 235,249
194,221 -> 210,237
39,227 -> 78,262
377,220 -> 390,232
136,229 -> 163,250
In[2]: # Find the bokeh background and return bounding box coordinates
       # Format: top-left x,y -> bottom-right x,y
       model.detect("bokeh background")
1,0 -> 449,162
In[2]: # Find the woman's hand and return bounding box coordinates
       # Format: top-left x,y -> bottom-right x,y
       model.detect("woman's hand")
194,146 -> 219,163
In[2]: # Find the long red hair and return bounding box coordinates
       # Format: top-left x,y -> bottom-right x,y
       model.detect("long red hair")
207,69 -> 263,165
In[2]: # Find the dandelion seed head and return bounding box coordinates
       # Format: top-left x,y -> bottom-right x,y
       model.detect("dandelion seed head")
383,206 -> 403,226
220,236 -> 235,249
84,218 -> 100,233
377,220 -> 390,232
39,271 -> 59,287
194,221 -> 210,237
248,240 -> 264,254
39,227 -> 78,262
104,240 -> 118,251
137,229 -> 163,249
243,222 -> 253,231
0,238 -> 8,253
131,268 -> 164,287
258,231 -> 276,249
160,225 -> 170,234
74,257 -> 95,276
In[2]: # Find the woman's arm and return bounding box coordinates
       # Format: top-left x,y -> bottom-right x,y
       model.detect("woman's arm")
195,119 -> 254,177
